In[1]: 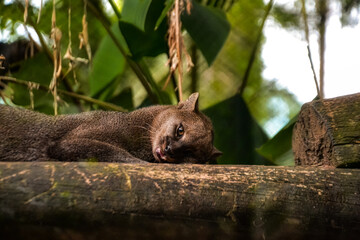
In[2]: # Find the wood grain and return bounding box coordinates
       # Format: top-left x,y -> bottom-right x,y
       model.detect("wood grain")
293,93 -> 360,167
0,162 -> 359,239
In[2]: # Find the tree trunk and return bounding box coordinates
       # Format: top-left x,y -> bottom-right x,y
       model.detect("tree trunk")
0,162 -> 359,239
293,93 -> 360,167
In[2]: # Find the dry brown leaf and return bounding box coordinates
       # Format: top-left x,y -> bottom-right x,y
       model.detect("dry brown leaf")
27,82 -> 40,110
0,55 -> 5,70
49,0 -> 62,115
78,0 -> 92,61
164,0 -> 193,102
37,0 -> 43,24
24,0 -> 29,23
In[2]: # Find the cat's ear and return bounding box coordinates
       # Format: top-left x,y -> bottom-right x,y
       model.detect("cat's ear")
212,147 -> 222,158
208,147 -> 222,163
178,92 -> 199,112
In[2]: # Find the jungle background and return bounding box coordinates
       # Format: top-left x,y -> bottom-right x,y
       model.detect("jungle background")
0,0 -> 359,165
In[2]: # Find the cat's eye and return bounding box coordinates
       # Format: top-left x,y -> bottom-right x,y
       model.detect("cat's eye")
176,124 -> 185,138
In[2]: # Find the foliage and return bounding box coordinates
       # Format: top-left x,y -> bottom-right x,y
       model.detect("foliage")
340,0 -> 360,25
204,94 -> 270,165
89,23 -> 126,97
181,1 -> 230,65
119,0 -> 168,60
256,114 -> 298,166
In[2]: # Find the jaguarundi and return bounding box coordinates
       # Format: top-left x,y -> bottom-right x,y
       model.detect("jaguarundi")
0,93 -> 221,164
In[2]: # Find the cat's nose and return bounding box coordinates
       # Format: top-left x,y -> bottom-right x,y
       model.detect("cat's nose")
164,136 -> 172,153
164,144 -> 171,153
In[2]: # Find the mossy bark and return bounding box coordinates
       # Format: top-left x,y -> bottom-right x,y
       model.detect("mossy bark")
293,93 -> 360,167
0,162 -> 360,239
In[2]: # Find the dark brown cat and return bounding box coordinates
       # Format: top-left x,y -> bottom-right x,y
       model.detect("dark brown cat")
0,93 -> 221,163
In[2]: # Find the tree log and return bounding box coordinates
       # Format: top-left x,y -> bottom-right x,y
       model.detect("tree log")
293,93 -> 360,167
0,162 -> 360,239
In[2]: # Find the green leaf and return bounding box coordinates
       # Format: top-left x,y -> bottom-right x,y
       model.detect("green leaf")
137,90 -> 172,109
272,5 -> 301,30
119,0 -> 168,59
10,53 -> 54,114
256,114 -> 298,166
121,0 -> 152,32
204,94 -> 271,165
155,0 -> 174,29
89,23 -> 126,97
108,87 -> 134,111
118,21 -> 167,59
0,2 -> 24,30
182,1 -> 230,65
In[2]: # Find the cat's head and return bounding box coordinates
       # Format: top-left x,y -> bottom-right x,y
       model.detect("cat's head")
151,93 -> 222,164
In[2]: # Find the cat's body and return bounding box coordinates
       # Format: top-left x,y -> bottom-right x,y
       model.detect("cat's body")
0,93 -> 221,163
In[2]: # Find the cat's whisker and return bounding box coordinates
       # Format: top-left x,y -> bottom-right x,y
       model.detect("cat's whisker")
133,125 -> 156,134
135,136 -> 152,142
144,122 -> 158,133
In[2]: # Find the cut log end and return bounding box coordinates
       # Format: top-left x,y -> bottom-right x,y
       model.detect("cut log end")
292,102 -> 333,166
293,93 -> 360,168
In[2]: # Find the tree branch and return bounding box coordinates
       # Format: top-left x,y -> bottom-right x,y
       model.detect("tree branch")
0,76 -> 127,112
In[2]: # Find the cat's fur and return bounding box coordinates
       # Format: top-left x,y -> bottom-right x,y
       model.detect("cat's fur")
0,93 -> 221,163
